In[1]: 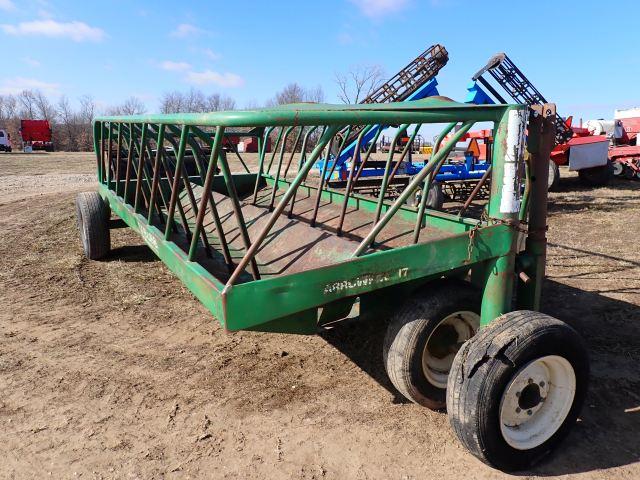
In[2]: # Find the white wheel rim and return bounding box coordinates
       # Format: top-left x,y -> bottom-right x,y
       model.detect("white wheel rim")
548,161 -> 556,188
499,355 -> 576,450
612,162 -> 623,176
421,311 -> 479,389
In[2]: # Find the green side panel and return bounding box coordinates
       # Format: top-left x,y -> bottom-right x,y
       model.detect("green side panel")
99,184 -> 226,323
224,224 -> 513,331
109,178 -> 175,206
114,174 -> 259,197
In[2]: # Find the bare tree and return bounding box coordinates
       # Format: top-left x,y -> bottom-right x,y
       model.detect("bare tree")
0,94 -> 20,147
106,96 -> 146,116
267,83 -> 325,107
183,88 -> 206,112
17,90 -> 37,119
47,94 -> 95,151
57,95 -> 79,151
0,88 -> 238,151
121,96 -> 146,115
0,95 -> 17,121
306,85 -> 325,104
244,99 -> 261,109
160,90 -> 182,114
335,64 -> 385,104
33,90 -> 57,122
272,83 -> 306,105
160,88 -> 236,113
77,95 -> 96,151
78,95 -> 95,123
266,83 -> 327,151
206,93 -> 236,111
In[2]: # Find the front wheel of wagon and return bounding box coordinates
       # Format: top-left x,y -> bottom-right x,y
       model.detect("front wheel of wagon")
76,192 -> 111,260
447,311 -> 589,471
383,280 -> 481,409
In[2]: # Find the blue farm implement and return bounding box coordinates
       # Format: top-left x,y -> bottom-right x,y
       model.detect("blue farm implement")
326,128 -> 493,210
317,46 -> 498,207
314,45 -> 447,180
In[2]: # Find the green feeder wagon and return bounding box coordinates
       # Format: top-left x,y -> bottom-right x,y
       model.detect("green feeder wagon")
76,98 -> 589,471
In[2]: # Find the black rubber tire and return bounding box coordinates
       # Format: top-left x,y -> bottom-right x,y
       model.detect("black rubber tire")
547,160 -> 560,191
623,165 -> 636,180
447,311 -> 589,471
425,181 -> 444,210
578,161 -> 612,187
76,192 -> 110,260
406,182 -> 444,210
383,280 -> 481,409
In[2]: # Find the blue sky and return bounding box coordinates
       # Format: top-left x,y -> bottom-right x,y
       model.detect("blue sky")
3,0 -> 639,122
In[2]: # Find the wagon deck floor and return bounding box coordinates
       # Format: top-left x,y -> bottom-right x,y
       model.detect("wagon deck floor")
170,184 -> 456,283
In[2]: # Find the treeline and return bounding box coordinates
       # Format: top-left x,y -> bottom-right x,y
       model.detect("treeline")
0,90 -> 92,151
159,89 -> 236,114
1,66 -> 386,152
0,90 -> 146,151
0,82 -> 325,152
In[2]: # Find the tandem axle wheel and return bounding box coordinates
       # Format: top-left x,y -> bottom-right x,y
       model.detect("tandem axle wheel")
383,280 -> 481,409
384,291 -> 589,471
76,192 -> 111,260
446,310 -> 589,471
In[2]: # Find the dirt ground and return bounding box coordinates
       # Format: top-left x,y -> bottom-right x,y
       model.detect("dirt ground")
1,152 -> 639,479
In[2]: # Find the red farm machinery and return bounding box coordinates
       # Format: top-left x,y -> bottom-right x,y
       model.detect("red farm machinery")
20,119 -> 54,152
608,108 -> 640,179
